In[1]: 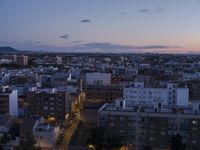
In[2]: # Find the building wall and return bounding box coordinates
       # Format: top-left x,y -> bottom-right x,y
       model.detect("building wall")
176,88 -> 189,106
85,85 -> 123,102
124,87 -> 168,104
86,72 -> 111,85
99,110 -> 200,150
0,96 -> 9,115
27,90 -> 71,121
9,90 -> 18,116
0,90 -> 18,116
124,83 -> 188,106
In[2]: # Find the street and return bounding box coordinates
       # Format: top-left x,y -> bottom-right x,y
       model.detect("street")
59,119 -> 79,150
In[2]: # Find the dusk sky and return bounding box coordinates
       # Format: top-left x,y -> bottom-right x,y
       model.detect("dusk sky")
0,0 -> 200,53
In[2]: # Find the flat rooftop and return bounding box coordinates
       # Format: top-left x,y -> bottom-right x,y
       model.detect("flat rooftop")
99,102 -> 197,117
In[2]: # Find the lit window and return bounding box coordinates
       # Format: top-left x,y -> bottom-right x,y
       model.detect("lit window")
192,121 -> 198,125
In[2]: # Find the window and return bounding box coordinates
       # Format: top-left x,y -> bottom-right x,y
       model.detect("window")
109,116 -> 115,120
50,107 -> 55,110
50,97 -> 55,100
43,106 -> 48,110
120,117 -> 125,120
120,130 -> 125,133
109,123 -> 114,126
150,125 -> 154,128
149,137 -> 154,141
128,122 -> 134,127
50,102 -> 55,105
192,121 -> 198,125
192,127 -> 197,131
150,130 -> 154,134
160,131 -> 166,135
192,140 -> 197,144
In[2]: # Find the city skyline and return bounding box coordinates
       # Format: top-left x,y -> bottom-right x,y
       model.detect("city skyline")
0,0 -> 200,53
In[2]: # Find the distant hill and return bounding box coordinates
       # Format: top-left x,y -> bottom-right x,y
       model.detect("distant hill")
0,46 -> 19,53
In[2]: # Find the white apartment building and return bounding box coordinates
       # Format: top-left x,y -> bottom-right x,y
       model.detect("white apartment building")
0,86 -> 18,116
182,72 -> 200,81
123,82 -> 189,106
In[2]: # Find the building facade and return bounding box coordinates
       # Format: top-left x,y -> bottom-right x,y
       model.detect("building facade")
99,99 -> 200,150
124,82 -> 189,106
13,55 -> 28,66
98,83 -> 199,150
85,85 -> 123,103
27,88 -> 71,121
0,86 -> 18,116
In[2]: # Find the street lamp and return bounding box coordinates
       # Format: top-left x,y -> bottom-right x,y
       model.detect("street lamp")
88,144 -> 96,150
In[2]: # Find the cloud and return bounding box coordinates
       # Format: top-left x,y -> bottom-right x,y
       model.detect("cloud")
59,34 -> 69,39
155,7 -> 165,13
0,40 -> 181,53
121,12 -> 127,15
80,19 -> 91,23
138,9 -> 150,13
138,7 -> 165,15
187,51 -> 200,55
24,40 -> 40,44
135,45 -> 180,49
65,42 -> 181,53
71,40 -> 84,44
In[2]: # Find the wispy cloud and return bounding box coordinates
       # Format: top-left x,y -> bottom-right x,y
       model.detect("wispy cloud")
155,7 -> 165,13
138,9 -> 150,13
80,19 -> 91,23
71,40 -> 84,44
24,40 -> 41,45
59,34 -> 69,39
70,42 -> 181,53
138,7 -> 165,15
0,40 -> 181,53
121,12 -> 127,15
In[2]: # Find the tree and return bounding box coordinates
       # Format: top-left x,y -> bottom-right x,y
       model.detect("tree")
143,145 -> 153,150
16,132 -> 41,150
87,127 -> 124,150
87,127 -> 105,150
104,134 -> 124,150
170,133 -> 186,150
0,132 -> 10,144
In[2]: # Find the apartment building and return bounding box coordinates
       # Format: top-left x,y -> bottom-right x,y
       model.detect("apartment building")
98,83 -> 199,150
99,99 -> 200,150
27,88 -> 71,122
85,85 -> 123,102
85,72 -> 111,86
124,82 -> 189,106
0,86 -> 18,116
13,55 -> 28,66
56,56 -> 62,64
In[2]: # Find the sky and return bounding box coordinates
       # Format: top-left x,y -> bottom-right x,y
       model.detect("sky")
0,0 -> 200,53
